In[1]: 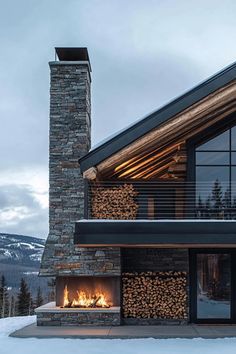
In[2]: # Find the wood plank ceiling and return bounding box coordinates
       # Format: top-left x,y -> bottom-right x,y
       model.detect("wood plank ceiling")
104,142 -> 187,180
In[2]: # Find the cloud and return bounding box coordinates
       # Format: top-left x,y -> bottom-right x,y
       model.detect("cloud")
1,0 -> 236,238
0,183 -> 48,239
0,169 -> 48,238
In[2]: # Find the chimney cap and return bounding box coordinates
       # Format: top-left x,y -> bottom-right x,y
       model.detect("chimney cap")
55,47 -> 90,62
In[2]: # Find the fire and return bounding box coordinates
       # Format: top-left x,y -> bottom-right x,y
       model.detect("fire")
63,285 -> 70,307
63,285 -> 111,308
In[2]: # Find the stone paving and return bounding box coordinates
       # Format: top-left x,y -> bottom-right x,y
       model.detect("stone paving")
10,323 -> 236,339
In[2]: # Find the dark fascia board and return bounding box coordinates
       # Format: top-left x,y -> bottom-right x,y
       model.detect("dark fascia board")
79,61 -> 236,173
55,47 -> 90,63
74,220 -> 236,246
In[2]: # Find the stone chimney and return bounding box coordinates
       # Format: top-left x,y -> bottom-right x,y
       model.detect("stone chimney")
40,48 -> 91,276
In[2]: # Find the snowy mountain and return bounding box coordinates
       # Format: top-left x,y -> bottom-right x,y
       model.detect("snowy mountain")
0,233 -> 45,266
0,233 -> 50,297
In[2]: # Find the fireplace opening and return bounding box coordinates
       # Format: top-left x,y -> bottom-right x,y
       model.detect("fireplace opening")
56,276 -> 120,308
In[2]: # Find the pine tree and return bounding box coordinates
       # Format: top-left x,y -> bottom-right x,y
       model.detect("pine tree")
211,179 -> 223,218
8,295 -> 16,317
0,275 -> 9,318
232,196 -> 236,219
17,278 -> 31,316
197,195 -> 204,218
35,286 -> 44,308
223,187 -> 231,219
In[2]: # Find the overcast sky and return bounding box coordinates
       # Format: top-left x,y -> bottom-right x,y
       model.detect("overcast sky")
1,0 -> 236,239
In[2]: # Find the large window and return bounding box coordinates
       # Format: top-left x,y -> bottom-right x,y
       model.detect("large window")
197,253 -> 231,319
195,126 -> 236,219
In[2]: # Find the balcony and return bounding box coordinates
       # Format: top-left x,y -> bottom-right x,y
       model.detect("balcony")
74,181 -> 236,247
85,181 -> 236,221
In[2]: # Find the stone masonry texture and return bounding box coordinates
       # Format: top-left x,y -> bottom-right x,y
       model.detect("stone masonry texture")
40,60 -> 121,277
122,248 -> 189,273
37,311 -> 121,326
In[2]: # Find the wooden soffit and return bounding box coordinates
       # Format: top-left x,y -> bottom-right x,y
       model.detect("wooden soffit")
83,80 -> 236,179
83,81 -> 236,180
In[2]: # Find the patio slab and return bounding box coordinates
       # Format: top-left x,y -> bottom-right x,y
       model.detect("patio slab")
10,322 -> 236,339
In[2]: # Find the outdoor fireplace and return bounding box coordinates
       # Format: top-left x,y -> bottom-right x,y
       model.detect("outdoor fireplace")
35,276 -> 121,326
56,276 -> 120,308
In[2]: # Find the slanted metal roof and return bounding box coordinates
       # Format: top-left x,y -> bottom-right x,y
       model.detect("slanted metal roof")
79,61 -> 236,173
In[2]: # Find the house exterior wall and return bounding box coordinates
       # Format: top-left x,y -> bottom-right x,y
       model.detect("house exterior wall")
37,51 -> 236,326
122,248 -> 189,273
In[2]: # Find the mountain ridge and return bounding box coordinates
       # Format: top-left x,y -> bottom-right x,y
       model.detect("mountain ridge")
0,232 -> 45,267
0,233 -> 50,297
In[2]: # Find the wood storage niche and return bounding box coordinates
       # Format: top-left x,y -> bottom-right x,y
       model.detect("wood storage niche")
91,183 -> 138,219
122,271 -> 188,319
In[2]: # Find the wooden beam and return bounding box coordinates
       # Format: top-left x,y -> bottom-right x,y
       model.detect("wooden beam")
102,100 -> 236,179
83,167 -> 98,180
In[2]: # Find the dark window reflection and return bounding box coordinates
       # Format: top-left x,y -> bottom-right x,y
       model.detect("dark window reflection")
196,167 -> 229,219
232,167 -> 236,208
195,125 -> 236,219
196,166 -> 229,200
196,130 -> 229,151
196,152 -> 229,165
197,254 -> 231,319
231,152 -> 236,165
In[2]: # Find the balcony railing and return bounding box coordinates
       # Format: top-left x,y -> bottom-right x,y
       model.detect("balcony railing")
86,181 -> 236,220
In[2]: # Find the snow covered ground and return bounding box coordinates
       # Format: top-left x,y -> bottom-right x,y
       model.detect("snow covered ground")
1,316 -> 236,354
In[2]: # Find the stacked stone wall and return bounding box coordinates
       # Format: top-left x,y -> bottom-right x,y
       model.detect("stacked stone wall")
40,61 -> 121,277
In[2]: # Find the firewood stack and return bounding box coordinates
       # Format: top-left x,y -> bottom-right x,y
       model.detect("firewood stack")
91,183 -> 138,219
122,271 -> 187,319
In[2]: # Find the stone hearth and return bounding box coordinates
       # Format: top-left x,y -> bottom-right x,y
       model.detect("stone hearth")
35,302 -> 121,326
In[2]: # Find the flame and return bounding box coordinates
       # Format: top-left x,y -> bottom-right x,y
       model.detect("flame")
63,285 -> 70,307
63,286 -> 111,308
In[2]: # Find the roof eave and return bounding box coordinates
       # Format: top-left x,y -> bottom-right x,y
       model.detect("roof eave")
79,61 -> 236,173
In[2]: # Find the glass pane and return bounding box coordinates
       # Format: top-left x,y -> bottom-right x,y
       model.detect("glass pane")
232,167 -> 236,217
196,130 -> 230,151
196,166 -> 229,202
196,167 -> 229,218
197,253 -> 231,319
231,126 -> 236,150
196,152 -> 229,165
231,152 -> 236,165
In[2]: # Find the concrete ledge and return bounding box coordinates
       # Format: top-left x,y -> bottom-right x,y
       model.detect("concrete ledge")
35,302 -> 120,313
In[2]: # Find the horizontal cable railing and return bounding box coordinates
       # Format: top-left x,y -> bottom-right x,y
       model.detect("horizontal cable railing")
86,181 -> 236,220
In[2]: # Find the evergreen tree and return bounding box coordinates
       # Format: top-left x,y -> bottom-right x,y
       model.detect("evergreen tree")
35,286 -> 44,308
0,275 -> 9,318
8,295 -> 16,317
17,278 -> 31,316
223,187 -> 231,219
211,179 -> 223,218
204,195 -> 212,218
232,196 -> 236,219
197,195 -> 204,218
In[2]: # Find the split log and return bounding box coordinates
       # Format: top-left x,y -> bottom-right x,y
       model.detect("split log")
122,271 -> 188,319
91,183 -> 138,219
